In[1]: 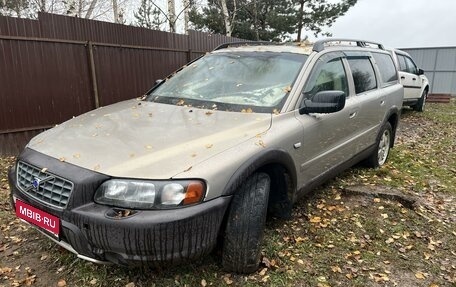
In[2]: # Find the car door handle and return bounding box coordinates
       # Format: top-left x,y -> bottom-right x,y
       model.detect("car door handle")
401,76 -> 405,79
349,111 -> 357,119
380,100 -> 385,106
412,78 -> 417,81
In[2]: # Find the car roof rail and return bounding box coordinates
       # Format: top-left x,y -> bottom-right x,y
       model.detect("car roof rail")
313,38 -> 385,52
213,41 -> 278,51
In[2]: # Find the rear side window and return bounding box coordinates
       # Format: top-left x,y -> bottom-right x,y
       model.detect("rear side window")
372,53 -> 398,84
347,57 -> 377,94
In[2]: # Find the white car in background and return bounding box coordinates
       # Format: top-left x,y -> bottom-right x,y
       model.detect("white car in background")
390,49 -> 430,112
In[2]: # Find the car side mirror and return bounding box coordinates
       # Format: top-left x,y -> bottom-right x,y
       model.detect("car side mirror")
417,68 -> 424,75
154,79 -> 164,86
299,90 -> 346,114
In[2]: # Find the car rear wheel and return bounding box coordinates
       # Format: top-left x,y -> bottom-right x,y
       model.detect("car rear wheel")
365,122 -> 392,168
413,89 -> 427,112
222,172 -> 270,273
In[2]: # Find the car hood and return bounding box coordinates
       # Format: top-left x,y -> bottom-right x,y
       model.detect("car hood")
28,99 -> 272,179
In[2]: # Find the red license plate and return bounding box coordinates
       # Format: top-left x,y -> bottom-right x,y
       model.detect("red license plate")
15,199 -> 60,237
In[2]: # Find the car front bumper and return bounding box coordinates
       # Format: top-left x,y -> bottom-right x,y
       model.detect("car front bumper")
8,149 -> 231,266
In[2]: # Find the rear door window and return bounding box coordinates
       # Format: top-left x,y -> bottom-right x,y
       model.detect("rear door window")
372,52 -> 398,85
397,55 -> 408,72
404,56 -> 418,74
347,57 -> 377,94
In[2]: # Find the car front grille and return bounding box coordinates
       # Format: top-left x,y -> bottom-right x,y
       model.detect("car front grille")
16,161 -> 74,208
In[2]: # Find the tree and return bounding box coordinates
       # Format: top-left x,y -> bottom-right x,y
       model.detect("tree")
0,0 -> 30,17
190,0 -> 357,41
295,0 -> 357,42
167,0 -> 176,32
190,0 -> 295,41
134,0 -> 165,30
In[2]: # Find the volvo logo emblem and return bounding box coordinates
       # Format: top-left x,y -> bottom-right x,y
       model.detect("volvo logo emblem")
25,175 -> 54,192
32,177 -> 41,189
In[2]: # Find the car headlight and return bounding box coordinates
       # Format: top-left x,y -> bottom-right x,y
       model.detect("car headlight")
94,179 -> 205,209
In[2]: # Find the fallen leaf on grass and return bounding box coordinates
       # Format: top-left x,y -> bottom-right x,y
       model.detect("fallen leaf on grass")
372,273 -> 390,282
258,267 -> 268,276
223,275 -> 233,285
201,279 -> 207,287
331,265 -> 342,273
415,271 -> 426,279
57,279 -> 67,287
309,216 -> 321,223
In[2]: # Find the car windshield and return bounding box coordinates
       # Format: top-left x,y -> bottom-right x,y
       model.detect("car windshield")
146,51 -> 308,113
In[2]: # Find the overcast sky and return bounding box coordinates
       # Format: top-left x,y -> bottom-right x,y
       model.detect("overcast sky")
318,0 -> 456,48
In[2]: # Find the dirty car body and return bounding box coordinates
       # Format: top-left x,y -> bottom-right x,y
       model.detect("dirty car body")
9,39 -> 403,272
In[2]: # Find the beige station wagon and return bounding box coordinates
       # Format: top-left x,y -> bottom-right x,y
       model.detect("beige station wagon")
9,39 -> 403,273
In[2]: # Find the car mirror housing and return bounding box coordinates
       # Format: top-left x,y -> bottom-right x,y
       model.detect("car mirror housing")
417,68 -> 424,75
299,90 -> 346,114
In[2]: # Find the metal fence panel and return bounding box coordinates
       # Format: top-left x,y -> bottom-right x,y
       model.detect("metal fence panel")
0,39 -> 93,131
0,13 -> 247,155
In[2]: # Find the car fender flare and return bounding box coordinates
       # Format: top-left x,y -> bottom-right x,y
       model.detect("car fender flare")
221,149 -> 297,196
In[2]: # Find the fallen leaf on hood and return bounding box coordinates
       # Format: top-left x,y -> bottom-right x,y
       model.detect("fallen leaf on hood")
272,109 -> 279,115
283,86 -> 292,93
59,157 -> 66,162
93,164 -> 101,171
73,154 -> 81,159
205,111 -> 213,116
40,167 -> 48,173
205,144 -> 213,149
256,140 -> 266,148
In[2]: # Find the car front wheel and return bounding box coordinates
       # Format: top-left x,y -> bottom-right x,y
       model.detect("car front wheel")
222,172 -> 270,273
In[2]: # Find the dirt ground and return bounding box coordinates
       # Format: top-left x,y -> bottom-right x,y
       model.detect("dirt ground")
1,103 -> 455,287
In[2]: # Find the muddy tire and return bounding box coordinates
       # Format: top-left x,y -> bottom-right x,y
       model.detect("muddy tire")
365,122 -> 393,168
222,173 -> 270,273
413,89 -> 427,112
